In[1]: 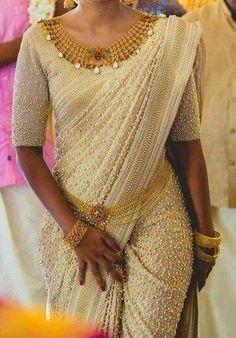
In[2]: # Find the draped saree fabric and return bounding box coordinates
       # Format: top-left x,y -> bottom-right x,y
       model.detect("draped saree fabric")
12,14 -> 204,337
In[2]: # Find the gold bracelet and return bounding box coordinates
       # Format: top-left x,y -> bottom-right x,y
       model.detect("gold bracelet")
195,246 -> 220,264
64,220 -> 88,249
194,230 -> 222,249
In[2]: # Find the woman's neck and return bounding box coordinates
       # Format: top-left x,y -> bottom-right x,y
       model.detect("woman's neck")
76,0 -> 125,26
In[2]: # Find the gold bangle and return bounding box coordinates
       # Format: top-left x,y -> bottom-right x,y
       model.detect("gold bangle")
195,246 -> 220,264
194,230 -> 222,249
64,220 -> 88,249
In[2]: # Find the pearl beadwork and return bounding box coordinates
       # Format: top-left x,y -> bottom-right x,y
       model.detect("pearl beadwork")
113,61 -> 119,69
45,34 -> 51,41
58,52 -> 64,58
74,63 -> 81,69
93,66 -> 100,75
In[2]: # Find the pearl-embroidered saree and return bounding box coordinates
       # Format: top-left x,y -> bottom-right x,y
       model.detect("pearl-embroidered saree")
13,14 -> 204,338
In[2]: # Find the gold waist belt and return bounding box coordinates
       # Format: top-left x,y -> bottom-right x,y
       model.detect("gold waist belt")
64,161 -> 172,229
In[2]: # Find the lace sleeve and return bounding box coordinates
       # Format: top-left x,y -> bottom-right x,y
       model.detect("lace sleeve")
12,27 -> 49,147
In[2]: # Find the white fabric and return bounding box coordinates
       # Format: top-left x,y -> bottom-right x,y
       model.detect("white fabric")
199,207 -> 236,338
0,186 -> 46,306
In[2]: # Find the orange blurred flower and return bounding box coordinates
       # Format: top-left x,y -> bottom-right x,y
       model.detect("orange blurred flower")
0,298 -> 107,338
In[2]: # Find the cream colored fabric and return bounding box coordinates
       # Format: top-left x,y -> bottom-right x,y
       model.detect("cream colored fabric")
198,207 -> 236,338
184,0 -> 236,208
0,186 -> 46,306
13,15 -> 203,337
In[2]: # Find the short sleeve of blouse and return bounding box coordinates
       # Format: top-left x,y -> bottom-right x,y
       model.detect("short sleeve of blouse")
169,37 -> 205,142
169,72 -> 201,142
12,26 -> 49,147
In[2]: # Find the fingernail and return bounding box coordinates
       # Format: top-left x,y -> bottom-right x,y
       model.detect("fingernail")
101,285 -> 106,292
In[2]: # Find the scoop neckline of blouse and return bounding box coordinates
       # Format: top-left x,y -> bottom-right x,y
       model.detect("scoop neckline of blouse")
56,11 -> 151,50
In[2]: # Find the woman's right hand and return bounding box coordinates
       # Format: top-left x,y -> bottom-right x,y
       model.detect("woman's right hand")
75,227 -> 123,291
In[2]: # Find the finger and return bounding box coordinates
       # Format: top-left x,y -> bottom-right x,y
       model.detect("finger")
98,257 -> 114,274
103,235 -> 121,253
98,257 -> 123,284
79,260 -> 87,286
103,250 -> 121,264
89,262 -> 106,291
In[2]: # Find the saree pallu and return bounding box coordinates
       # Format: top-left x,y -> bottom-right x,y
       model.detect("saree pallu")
31,15 -> 205,337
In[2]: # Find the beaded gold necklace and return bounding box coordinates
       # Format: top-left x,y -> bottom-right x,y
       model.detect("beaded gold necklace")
42,12 -> 164,74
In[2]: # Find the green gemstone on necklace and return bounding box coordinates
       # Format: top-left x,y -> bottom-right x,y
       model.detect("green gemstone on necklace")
86,49 -> 95,58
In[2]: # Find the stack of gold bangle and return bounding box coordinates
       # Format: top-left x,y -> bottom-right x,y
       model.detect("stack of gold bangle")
194,230 -> 222,264
64,220 -> 88,249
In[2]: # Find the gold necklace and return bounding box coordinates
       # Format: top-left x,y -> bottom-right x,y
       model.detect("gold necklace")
42,13 -> 163,74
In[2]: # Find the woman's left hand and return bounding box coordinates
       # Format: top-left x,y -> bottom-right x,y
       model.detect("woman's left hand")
197,258 -> 215,291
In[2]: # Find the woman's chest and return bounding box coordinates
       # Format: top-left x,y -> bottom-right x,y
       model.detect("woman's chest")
0,0 -> 29,41
46,57 -> 125,113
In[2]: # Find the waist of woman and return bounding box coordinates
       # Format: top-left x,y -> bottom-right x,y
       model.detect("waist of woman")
61,160 -> 174,230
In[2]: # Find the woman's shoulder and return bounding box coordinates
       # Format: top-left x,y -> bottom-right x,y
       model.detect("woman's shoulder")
167,14 -> 202,32
151,14 -> 202,40
22,19 -> 54,48
164,15 -> 202,43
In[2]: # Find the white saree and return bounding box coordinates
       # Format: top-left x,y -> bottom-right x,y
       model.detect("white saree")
13,13 -> 204,338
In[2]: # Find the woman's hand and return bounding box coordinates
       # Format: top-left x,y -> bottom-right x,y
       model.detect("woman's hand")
196,258 -> 215,291
75,227 -> 123,291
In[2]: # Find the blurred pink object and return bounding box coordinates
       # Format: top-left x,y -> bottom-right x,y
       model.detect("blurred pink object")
0,0 -> 54,188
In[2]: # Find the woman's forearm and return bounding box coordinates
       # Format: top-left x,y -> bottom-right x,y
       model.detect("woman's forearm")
16,147 -> 76,235
0,37 -> 22,67
172,140 -> 215,237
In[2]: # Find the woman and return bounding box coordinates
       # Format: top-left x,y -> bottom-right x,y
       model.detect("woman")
12,0 -> 221,336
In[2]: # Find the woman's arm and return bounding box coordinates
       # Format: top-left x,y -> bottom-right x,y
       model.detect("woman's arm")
0,38 -> 22,67
12,28 -> 121,290
16,147 -> 77,234
171,139 -> 214,237
170,139 -> 215,290
16,147 -> 122,289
